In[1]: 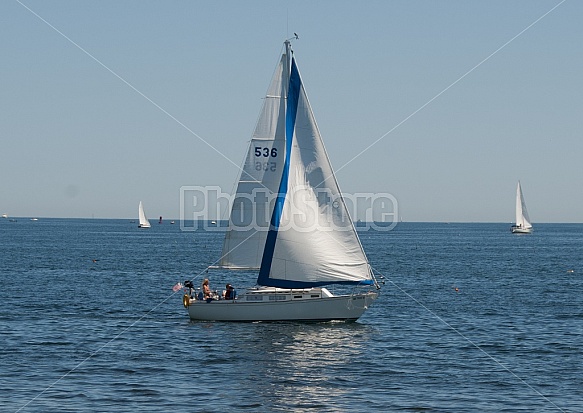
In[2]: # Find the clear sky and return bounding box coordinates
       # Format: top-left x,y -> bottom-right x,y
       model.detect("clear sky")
1,0 -> 581,222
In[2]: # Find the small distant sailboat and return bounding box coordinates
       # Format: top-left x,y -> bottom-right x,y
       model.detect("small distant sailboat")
138,201 -> 151,228
511,181 -> 533,234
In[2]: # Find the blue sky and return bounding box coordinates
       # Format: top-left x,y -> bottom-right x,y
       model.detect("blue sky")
1,0 -> 581,222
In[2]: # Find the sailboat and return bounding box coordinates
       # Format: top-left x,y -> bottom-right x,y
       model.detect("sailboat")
511,181 -> 533,233
182,39 -> 379,322
138,201 -> 151,228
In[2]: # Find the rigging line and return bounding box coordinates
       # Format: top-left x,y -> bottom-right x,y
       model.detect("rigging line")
15,283 -> 193,412
18,220 -> 263,410
370,266 -> 566,412
15,0 -> 241,172
332,0 -> 567,178
17,0 -> 293,202
17,0 -> 297,204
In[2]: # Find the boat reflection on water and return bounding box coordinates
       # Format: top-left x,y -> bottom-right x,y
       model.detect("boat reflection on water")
236,323 -> 374,408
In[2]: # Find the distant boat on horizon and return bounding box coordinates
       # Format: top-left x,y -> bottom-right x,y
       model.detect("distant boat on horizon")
1,213 -> 7,219
138,201 -> 151,228
511,181 -> 533,234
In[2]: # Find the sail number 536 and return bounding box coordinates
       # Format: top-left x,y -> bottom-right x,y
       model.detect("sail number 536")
255,147 -> 278,158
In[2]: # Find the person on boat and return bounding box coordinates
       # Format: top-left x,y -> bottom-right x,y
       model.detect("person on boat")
202,278 -> 212,299
224,284 -> 236,300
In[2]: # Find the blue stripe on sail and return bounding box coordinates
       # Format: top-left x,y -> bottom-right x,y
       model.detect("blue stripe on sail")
257,58 -> 301,286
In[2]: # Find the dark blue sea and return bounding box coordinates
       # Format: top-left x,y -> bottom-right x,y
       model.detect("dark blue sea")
1,219 -> 582,412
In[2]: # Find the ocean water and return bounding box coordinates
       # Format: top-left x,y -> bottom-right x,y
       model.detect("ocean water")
1,219 -> 582,412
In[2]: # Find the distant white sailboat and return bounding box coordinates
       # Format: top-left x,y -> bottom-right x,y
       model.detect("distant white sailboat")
511,181 -> 533,234
138,201 -> 151,228
182,39 -> 379,322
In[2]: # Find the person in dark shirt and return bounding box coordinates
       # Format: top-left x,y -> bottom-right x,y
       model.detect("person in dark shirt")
224,284 -> 236,300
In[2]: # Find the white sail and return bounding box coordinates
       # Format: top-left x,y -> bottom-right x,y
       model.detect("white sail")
216,52 -> 289,269
258,45 -> 372,287
138,201 -> 151,228
515,181 -> 532,230
217,41 -> 373,288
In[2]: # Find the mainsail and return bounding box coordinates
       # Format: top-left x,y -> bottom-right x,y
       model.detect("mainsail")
515,181 -> 532,229
216,51 -> 288,269
218,40 -> 373,288
138,201 -> 151,228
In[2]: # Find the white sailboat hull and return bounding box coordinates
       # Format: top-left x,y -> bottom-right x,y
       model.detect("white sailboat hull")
185,288 -> 378,322
511,225 -> 532,234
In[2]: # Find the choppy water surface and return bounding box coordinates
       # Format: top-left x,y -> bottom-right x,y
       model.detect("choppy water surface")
1,219 -> 582,412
